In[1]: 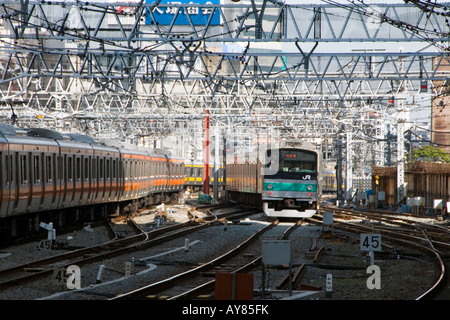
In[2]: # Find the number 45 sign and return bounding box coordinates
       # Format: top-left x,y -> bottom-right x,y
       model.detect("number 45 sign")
360,234 -> 382,252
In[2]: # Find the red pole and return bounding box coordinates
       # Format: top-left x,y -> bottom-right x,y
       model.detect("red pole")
203,110 -> 210,195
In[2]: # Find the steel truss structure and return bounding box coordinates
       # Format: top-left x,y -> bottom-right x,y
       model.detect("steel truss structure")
0,1 -> 449,162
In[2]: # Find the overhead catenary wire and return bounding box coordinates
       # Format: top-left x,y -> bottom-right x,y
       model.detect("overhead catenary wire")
0,0 -> 448,160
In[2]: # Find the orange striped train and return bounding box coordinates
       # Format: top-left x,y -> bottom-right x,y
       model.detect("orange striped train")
0,125 -> 185,241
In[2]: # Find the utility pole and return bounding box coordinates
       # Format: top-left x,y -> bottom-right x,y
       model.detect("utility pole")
213,126 -> 220,201
397,47 -> 406,205
397,120 -> 405,204
336,141 -> 343,202
203,110 -> 210,195
345,131 -> 353,201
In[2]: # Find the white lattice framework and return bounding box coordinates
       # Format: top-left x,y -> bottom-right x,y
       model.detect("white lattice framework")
0,1 -> 448,164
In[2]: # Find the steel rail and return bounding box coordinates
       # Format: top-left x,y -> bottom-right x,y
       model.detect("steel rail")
310,208 -> 447,300
0,206 -> 248,290
110,220 -> 279,300
166,220 -> 303,300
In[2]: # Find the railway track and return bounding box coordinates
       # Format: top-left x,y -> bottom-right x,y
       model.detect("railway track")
311,206 -> 449,300
1,202 -> 448,300
0,205 -> 254,293
112,220 -> 304,300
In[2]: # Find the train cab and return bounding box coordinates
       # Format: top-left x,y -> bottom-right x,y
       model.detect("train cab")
262,147 -> 322,218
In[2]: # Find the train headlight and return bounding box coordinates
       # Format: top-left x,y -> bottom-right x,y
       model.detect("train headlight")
307,185 -> 313,191
267,184 -> 273,190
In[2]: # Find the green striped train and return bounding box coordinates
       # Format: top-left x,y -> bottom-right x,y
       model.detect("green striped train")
226,141 -> 322,218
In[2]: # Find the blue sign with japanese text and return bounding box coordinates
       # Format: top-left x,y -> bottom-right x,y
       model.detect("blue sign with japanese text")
145,0 -> 220,26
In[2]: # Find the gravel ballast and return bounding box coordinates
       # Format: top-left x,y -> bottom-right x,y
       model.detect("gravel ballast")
0,204 -> 440,300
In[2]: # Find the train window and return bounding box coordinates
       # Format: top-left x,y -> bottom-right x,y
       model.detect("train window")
99,158 -> 104,181
13,153 -> 19,187
58,156 -> 63,181
0,152 -> 2,187
5,155 -> 8,186
138,161 -> 141,179
5,155 -> 12,186
20,155 -> 27,185
138,161 -> 140,179
106,159 -> 110,181
45,156 -> 52,183
281,160 -> 316,173
53,155 -> 57,184
84,157 -> 89,182
279,150 -> 316,174
76,157 -> 81,182
118,159 -> 123,181
137,161 -> 141,180
33,155 -> 41,184
130,161 -> 134,181
112,159 -> 117,181
137,161 -> 140,180
10,155 -> 14,186
63,155 -> 67,182
92,158 -> 97,181
68,156 -> 73,182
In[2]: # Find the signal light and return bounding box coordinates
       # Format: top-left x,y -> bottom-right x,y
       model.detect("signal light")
388,97 -> 394,105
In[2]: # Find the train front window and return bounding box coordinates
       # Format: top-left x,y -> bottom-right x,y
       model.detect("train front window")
279,150 -> 316,174
282,160 -> 315,173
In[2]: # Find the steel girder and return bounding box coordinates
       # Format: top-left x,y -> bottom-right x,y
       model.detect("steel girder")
0,1 -> 449,141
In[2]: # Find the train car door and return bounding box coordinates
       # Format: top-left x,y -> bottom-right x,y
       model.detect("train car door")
10,152 -> 19,214
168,159 -> 174,192
16,152 -> 31,214
41,153 -> 57,211
111,157 -> 119,201
117,156 -> 124,200
80,155 -> 91,205
55,154 -> 63,209
91,156 -> 99,203
63,153 -> 75,208
149,159 -> 155,194
0,148 -> 7,218
99,156 -> 106,200
3,151 -> 16,216
105,157 -> 112,200
73,154 -> 82,205
130,159 -> 137,198
29,152 -> 44,212
163,156 -> 170,192
120,158 -> 128,200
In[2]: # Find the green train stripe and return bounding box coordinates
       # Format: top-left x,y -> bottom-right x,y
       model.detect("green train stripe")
264,182 -> 317,192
